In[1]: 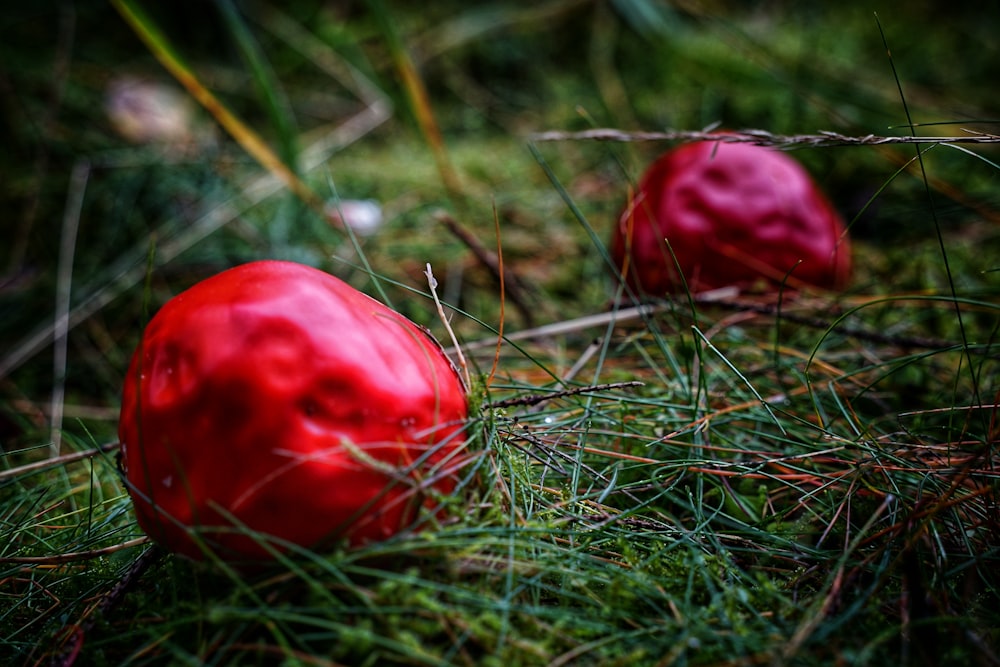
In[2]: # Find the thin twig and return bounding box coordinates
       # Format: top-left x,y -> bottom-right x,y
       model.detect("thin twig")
0,442 -> 120,482
562,337 -> 603,384
489,380 -> 643,410
455,293 -> 960,356
434,210 -> 536,326
529,127 -> 1000,149
425,263 -> 470,391
1,537 -> 150,565
454,302 -> 664,354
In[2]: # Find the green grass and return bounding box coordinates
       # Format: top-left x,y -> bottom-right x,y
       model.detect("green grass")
2,1 -> 999,665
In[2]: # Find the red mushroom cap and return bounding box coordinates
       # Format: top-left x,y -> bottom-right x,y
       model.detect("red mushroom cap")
611,139 -> 851,295
118,260 -> 468,561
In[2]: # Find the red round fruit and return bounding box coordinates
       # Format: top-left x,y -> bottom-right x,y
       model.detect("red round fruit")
610,139 -> 851,295
118,260 -> 468,561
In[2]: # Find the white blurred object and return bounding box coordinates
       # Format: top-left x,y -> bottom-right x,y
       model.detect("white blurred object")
326,199 -> 383,236
105,76 -> 203,147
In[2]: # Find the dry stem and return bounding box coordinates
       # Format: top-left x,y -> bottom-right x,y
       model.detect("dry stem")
529,127 -> 1000,148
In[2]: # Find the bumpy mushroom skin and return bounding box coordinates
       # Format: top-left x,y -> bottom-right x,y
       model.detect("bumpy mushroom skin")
119,261 -> 468,560
611,140 -> 851,295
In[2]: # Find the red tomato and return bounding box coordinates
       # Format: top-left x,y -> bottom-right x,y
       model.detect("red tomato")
119,261 -> 469,561
610,140 -> 851,295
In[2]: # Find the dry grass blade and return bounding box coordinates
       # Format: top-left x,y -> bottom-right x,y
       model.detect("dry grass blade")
529,127 -> 1000,147
110,0 -> 324,211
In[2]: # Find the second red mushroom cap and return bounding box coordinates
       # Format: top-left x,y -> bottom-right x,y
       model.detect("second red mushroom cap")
610,139 -> 851,295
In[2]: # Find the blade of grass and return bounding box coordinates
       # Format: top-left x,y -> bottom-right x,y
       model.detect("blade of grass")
213,0 -> 300,169
110,0 -> 324,213
366,0 -> 462,202
692,326 -> 787,435
876,13 -> 985,431
50,159 -> 89,458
